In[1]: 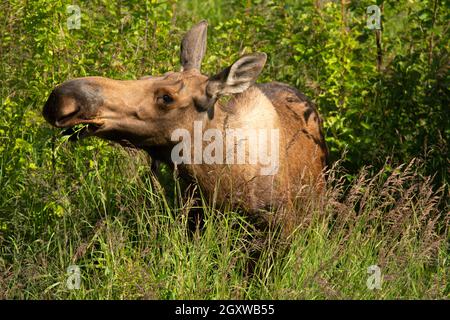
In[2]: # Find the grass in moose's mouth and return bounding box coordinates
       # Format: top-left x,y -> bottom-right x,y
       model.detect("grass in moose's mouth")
0,149 -> 448,299
60,123 -> 92,142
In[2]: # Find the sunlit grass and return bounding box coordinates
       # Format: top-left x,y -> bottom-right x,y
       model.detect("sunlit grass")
0,144 -> 448,299
0,0 -> 448,300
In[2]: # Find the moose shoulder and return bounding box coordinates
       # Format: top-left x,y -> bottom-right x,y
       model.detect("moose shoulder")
42,21 -> 328,234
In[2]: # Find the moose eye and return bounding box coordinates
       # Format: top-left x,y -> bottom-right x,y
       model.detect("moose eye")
161,94 -> 173,104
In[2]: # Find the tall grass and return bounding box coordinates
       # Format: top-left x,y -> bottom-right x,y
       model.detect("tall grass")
0,0 -> 448,300
1,147 -> 447,299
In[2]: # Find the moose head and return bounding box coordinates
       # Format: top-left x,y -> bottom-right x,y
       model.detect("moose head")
43,21 -> 267,149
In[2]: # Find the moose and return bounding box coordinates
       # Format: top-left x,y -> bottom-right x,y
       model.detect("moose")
43,21 -> 328,235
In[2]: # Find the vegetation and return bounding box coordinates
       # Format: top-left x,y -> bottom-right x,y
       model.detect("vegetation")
0,0 -> 448,299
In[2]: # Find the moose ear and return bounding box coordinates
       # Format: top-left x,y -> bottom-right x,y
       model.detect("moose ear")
180,20 -> 208,71
206,53 -> 267,98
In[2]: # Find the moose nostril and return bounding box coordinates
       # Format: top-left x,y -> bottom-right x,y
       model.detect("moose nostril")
43,88 -> 81,127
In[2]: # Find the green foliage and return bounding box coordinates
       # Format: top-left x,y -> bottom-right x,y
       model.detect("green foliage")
0,0 -> 448,299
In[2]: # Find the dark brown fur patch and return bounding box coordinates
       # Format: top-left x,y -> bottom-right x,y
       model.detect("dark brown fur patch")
303,108 -> 314,123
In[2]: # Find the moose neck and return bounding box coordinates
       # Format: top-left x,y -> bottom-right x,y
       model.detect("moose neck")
203,86 -> 278,133
144,85 -> 280,176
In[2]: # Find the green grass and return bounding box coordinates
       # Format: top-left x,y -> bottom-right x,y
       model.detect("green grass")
1,144 -> 448,298
0,0 -> 448,299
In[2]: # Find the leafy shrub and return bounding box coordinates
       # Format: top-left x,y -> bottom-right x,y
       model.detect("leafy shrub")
0,0 -> 448,299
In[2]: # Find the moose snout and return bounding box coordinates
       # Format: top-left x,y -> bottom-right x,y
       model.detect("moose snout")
43,88 -> 80,127
42,78 -> 104,128
42,89 -> 60,126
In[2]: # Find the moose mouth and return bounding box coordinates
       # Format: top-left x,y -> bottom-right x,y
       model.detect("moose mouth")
61,122 -> 103,141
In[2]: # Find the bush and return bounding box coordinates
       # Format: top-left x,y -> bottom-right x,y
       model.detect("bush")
0,0 -> 448,299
